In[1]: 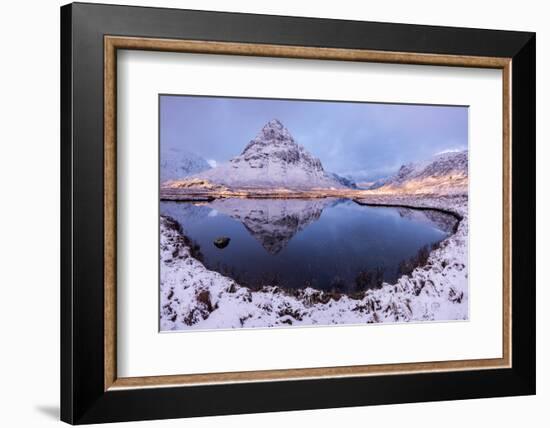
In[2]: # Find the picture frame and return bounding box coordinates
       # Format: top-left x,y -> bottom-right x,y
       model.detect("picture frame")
60,2 -> 535,424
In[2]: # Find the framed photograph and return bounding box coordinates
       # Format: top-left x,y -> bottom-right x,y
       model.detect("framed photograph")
61,2 -> 536,424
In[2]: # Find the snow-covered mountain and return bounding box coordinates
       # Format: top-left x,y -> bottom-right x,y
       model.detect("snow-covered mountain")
160,148 -> 211,182
371,150 -> 468,195
327,172 -> 358,189
183,120 -> 349,190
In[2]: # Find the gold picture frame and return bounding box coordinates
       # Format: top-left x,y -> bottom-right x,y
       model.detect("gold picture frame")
103,35 -> 512,391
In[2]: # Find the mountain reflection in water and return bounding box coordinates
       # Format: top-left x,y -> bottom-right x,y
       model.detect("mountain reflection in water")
160,198 -> 457,291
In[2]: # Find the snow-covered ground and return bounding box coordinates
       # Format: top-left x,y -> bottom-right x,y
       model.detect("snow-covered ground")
160,194 -> 468,331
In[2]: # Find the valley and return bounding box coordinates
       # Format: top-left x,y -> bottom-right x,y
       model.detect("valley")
159,119 -> 469,330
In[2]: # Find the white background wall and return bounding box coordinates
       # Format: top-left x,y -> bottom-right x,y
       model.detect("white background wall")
0,0 -> 546,426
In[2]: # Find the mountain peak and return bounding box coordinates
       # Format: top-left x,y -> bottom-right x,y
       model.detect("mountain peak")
238,119 -> 324,174
241,119 -> 295,155
183,120 -> 350,190
265,118 -> 284,129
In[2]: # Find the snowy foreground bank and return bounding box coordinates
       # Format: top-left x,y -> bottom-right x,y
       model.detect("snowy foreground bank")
160,194 -> 468,331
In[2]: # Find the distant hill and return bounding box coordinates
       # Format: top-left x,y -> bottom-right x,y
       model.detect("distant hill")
370,150 -> 468,195
160,148 -> 211,182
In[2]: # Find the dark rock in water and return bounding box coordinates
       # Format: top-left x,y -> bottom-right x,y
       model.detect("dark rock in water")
213,237 -> 231,249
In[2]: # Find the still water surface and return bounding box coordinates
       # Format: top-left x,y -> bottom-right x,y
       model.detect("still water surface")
160,198 -> 456,291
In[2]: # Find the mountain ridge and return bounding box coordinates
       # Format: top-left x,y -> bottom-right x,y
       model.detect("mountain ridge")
177,119 -> 351,190
161,121 -> 466,197
370,150 -> 468,195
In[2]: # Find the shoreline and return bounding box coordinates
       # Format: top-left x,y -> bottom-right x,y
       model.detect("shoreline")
161,191 -> 464,235
160,185 -> 467,201
160,193 -> 468,331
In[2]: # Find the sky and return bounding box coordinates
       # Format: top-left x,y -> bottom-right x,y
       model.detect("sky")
160,95 -> 468,181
